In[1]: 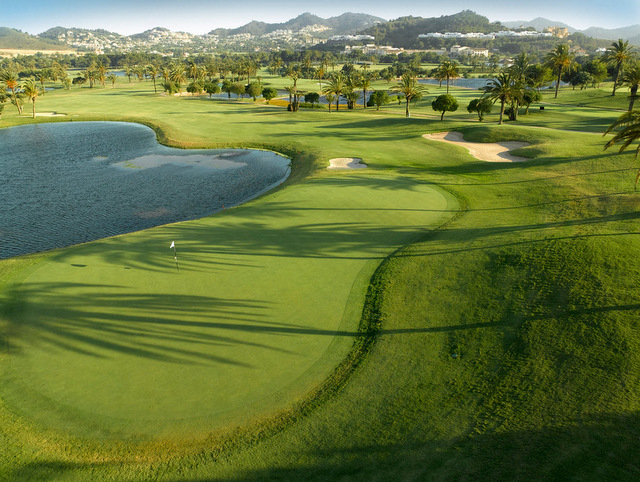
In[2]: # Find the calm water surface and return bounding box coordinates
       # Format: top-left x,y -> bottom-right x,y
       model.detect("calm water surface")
0,121 -> 290,259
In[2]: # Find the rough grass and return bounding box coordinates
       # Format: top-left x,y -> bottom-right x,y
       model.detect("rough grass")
1,75 -> 640,480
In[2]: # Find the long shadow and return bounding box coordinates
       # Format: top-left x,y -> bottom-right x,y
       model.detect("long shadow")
422,151 -> 626,178
209,411 -> 640,481
1,282 -> 293,365
5,277 -> 509,363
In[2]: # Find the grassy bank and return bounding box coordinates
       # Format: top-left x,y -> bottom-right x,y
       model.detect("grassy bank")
1,76 -> 639,480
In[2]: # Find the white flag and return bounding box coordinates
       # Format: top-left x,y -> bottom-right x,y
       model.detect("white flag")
170,241 -> 175,249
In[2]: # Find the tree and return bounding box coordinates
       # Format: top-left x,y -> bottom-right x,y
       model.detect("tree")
324,92 -> 335,112
304,92 -> 320,106
170,67 -> 186,93
96,62 -> 107,87
221,79 -> 233,99
162,81 -> 179,95
570,71 -> 594,90
204,81 -> 221,98
0,70 -> 23,114
358,72 -> 373,108
107,73 -> 117,88
146,64 -> 159,93
467,98 -> 493,121
432,94 -> 458,120
262,87 -> 278,104
525,64 -> 553,91
246,82 -> 262,101
0,92 -> 7,119
605,39 -> 634,97
231,82 -> 245,100
522,89 -> 542,114
323,73 -> 346,111
22,78 -> 42,119
545,44 -> 575,99
604,110 -> 640,187
435,60 -> 460,94
620,62 -> 640,111
369,90 -> 391,111
186,81 -> 203,96
35,70 -> 48,94
482,72 -> 515,125
392,72 -> 427,118
583,59 -> 608,88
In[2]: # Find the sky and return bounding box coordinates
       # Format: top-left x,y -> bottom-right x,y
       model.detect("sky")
9,0 -> 639,35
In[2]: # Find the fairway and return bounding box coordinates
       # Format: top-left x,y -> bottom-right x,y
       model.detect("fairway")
2,74 -> 640,480
1,174 -> 455,438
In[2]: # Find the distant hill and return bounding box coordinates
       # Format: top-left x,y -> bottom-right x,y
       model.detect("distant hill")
209,12 -> 385,37
502,17 -> 577,32
0,27 -> 68,50
501,18 -> 640,44
581,24 -> 640,42
40,26 -> 123,41
360,10 -> 503,48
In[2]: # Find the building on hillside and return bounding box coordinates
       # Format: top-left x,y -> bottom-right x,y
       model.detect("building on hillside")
544,26 -> 569,38
449,45 -> 489,57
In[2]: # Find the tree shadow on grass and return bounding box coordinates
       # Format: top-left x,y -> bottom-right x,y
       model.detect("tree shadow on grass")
210,412 -> 640,481
1,281 -> 290,365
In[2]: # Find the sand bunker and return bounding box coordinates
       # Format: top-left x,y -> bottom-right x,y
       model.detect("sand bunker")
20,112 -> 67,117
328,157 -> 367,169
423,131 -> 529,163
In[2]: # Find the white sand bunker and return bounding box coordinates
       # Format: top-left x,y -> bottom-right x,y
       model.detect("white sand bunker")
328,157 -> 367,169
423,131 -> 529,163
20,112 -> 67,117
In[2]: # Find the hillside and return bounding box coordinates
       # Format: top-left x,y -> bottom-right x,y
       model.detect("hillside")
581,24 -> 640,42
502,17 -> 577,32
40,26 -> 123,41
0,27 -> 68,50
361,10 -> 503,48
209,12 -> 385,38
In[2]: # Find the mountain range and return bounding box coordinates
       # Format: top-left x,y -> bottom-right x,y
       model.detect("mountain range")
1,12 -> 639,52
208,12 -> 385,37
503,17 -> 640,44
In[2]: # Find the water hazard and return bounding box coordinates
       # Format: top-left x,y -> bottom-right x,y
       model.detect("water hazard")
0,121 -> 290,259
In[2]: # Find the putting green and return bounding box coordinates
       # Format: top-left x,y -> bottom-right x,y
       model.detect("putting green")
1,173 -> 456,439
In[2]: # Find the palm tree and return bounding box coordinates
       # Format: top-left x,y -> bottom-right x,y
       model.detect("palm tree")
605,39 -> 634,96
170,67 -> 186,93
22,78 -> 42,119
323,73 -> 346,111
482,72 -> 516,125
97,62 -> 107,87
545,44 -> 575,98
1,70 -> 23,114
325,92 -> 335,113
35,70 -> 48,94
107,73 -> 117,88
437,60 -> 460,94
604,110 -> 640,187
509,52 -> 533,86
358,72 -> 373,109
620,61 -> 640,111
146,64 -> 159,93
392,73 -> 427,118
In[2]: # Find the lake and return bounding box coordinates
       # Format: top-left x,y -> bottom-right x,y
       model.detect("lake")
0,121 -> 290,259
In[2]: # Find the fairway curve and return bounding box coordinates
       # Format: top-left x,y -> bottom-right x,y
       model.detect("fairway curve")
1,174 -> 457,440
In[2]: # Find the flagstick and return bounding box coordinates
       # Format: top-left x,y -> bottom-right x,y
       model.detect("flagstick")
170,241 -> 180,273
173,245 -> 180,272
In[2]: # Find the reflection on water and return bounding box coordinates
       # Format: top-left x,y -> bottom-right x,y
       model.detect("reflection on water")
111,154 -> 248,170
0,121 -> 290,259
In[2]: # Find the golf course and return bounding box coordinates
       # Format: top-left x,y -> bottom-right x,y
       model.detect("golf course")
1,76 -> 639,480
